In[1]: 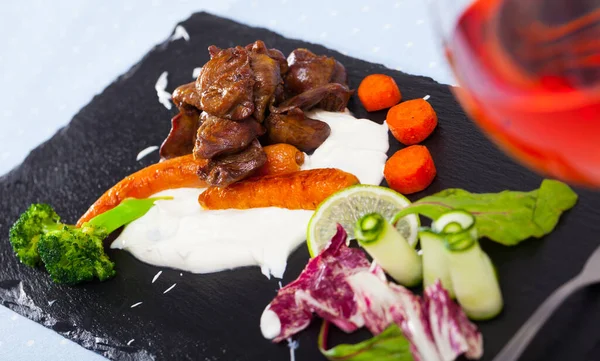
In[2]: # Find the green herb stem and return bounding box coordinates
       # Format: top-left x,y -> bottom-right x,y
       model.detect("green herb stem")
86,196 -> 172,234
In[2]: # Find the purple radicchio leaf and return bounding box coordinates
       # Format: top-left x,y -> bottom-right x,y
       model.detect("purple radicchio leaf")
391,286 -> 441,361
424,280 -> 483,360
260,224 -> 372,342
345,267 -> 395,335
346,270 -> 441,361
347,272 -> 483,361
261,228 -> 483,361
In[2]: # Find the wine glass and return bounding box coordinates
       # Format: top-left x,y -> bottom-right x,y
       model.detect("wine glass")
430,0 -> 600,187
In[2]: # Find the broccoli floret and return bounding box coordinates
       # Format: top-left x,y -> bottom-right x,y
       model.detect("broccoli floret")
7,196 -> 170,285
38,225 -> 115,285
9,204 -> 62,267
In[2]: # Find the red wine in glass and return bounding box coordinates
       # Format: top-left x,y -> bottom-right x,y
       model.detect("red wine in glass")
446,0 -> 600,187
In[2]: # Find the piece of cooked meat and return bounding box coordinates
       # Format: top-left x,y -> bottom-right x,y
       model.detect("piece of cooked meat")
197,46 -> 255,120
159,108 -> 202,160
284,49 -> 348,95
330,60 -> 348,87
284,49 -> 337,96
318,84 -> 354,111
198,168 -> 360,210
268,48 -> 288,76
251,53 -> 281,122
264,107 -> 330,153
193,112 -> 265,159
208,45 -> 222,58
172,82 -> 202,110
246,41 -> 288,76
246,41 -> 283,122
273,83 -> 354,113
197,139 -> 267,187
283,48 -> 350,110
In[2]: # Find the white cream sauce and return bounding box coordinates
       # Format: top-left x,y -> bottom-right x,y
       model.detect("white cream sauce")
111,110 -> 389,278
303,109 -> 389,185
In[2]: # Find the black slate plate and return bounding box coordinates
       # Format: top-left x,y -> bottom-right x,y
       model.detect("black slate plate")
1,12 -> 599,361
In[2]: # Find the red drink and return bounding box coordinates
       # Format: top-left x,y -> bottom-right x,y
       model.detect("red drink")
447,0 -> 600,186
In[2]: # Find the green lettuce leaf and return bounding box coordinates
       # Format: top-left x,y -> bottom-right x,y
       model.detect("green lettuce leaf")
318,322 -> 414,361
394,179 -> 577,246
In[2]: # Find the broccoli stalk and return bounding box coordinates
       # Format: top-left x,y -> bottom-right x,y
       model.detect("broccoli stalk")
9,197 -> 170,285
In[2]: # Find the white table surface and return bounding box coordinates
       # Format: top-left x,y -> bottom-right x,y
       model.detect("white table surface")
0,1 -> 454,359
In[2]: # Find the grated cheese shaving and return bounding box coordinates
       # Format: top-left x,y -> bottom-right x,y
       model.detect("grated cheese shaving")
136,146 -> 159,161
192,67 -> 202,79
163,283 -> 177,294
170,25 -> 190,42
152,270 -> 163,284
155,71 -> 172,110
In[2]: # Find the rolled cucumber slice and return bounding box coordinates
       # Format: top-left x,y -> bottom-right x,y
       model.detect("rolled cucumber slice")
432,210 -> 475,232
434,210 -> 503,320
432,209 -> 478,244
355,213 -> 423,287
419,229 -> 454,298
446,240 -> 503,320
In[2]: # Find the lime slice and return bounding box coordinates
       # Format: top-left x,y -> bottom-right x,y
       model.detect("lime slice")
306,185 -> 420,257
